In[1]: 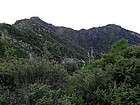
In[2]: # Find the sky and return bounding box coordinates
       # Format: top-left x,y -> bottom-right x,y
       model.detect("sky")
0,0 -> 140,33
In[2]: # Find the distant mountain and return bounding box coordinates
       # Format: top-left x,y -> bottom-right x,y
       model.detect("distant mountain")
15,17 -> 140,53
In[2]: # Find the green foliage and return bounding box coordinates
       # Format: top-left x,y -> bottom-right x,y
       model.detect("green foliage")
57,94 -> 84,105
110,38 -> 128,54
64,39 -> 140,104
0,30 -> 27,59
122,45 -> 140,58
0,40 -> 5,57
97,83 -> 140,105
29,83 -> 54,105
64,61 -> 79,75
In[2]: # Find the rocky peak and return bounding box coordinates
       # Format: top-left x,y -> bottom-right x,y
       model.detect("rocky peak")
30,16 -> 41,20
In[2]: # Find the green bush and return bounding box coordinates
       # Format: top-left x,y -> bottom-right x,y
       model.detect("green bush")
29,83 -> 54,105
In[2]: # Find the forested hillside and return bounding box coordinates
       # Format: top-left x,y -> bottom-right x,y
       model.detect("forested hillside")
0,23 -> 87,62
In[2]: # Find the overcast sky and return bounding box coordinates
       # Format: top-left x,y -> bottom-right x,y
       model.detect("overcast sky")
0,0 -> 140,33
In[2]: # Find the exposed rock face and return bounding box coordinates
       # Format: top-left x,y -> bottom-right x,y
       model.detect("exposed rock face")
54,24 -> 140,52
14,17 -> 140,52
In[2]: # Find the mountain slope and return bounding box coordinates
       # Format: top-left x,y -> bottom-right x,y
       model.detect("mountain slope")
0,23 -> 88,61
16,17 -> 140,53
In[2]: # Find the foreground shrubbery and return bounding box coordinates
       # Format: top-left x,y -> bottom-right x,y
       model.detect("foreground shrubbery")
0,39 -> 140,105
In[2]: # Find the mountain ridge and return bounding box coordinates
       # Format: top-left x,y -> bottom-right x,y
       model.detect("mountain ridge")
14,16 -> 140,52
1,16 -> 140,60
28,16 -> 140,35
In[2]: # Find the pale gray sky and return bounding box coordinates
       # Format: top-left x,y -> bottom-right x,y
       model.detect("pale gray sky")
0,0 -> 140,33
